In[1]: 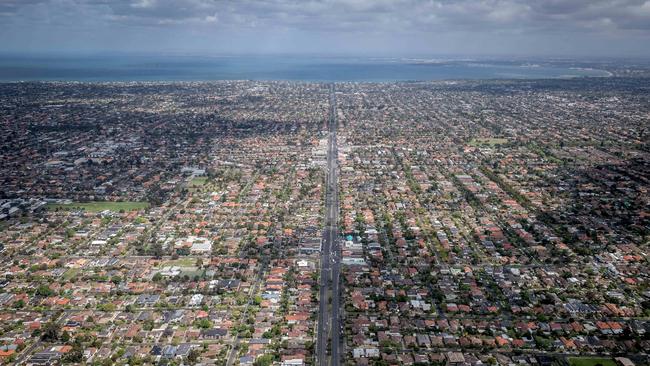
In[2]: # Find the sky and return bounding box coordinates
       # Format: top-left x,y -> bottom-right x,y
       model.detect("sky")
1,0 -> 650,57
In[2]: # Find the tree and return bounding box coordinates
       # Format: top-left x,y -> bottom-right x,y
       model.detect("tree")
254,354 -> 274,366
193,318 -> 213,329
253,295 -> 262,305
187,349 -> 201,364
36,284 -> 55,297
41,321 -> 61,342
143,320 -> 155,331
150,242 -> 164,258
63,340 -> 84,363
61,330 -> 71,343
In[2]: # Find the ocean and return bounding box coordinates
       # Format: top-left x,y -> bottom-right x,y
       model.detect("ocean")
0,55 -> 612,82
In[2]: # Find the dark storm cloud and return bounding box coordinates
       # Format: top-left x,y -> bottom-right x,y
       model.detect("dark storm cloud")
1,0 -> 649,56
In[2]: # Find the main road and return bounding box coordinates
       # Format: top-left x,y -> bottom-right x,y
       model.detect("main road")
316,84 -> 341,366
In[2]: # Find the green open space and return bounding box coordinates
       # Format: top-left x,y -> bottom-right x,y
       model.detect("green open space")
162,257 -> 197,268
63,268 -> 81,281
568,357 -> 617,366
189,177 -> 208,186
47,201 -> 150,212
469,137 -> 509,146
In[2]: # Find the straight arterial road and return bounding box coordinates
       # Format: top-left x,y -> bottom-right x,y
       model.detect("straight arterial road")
317,84 -> 341,366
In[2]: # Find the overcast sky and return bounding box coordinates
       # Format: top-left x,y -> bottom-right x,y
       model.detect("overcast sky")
1,0 -> 650,57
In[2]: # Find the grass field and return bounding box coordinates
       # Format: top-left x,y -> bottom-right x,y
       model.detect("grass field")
568,357 -> 617,366
63,268 -> 80,280
469,137 -> 509,146
189,177 -> 208,186
47,201 -> 150,212
163,258 -> 197,268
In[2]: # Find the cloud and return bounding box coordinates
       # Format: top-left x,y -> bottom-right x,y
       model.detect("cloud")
4,0 -> 649,31
1,0 -> 649,55
3,0 -> 650,31
0,0 -> 48,15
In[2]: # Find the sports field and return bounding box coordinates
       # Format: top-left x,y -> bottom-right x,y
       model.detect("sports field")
47,201 -> 150,212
